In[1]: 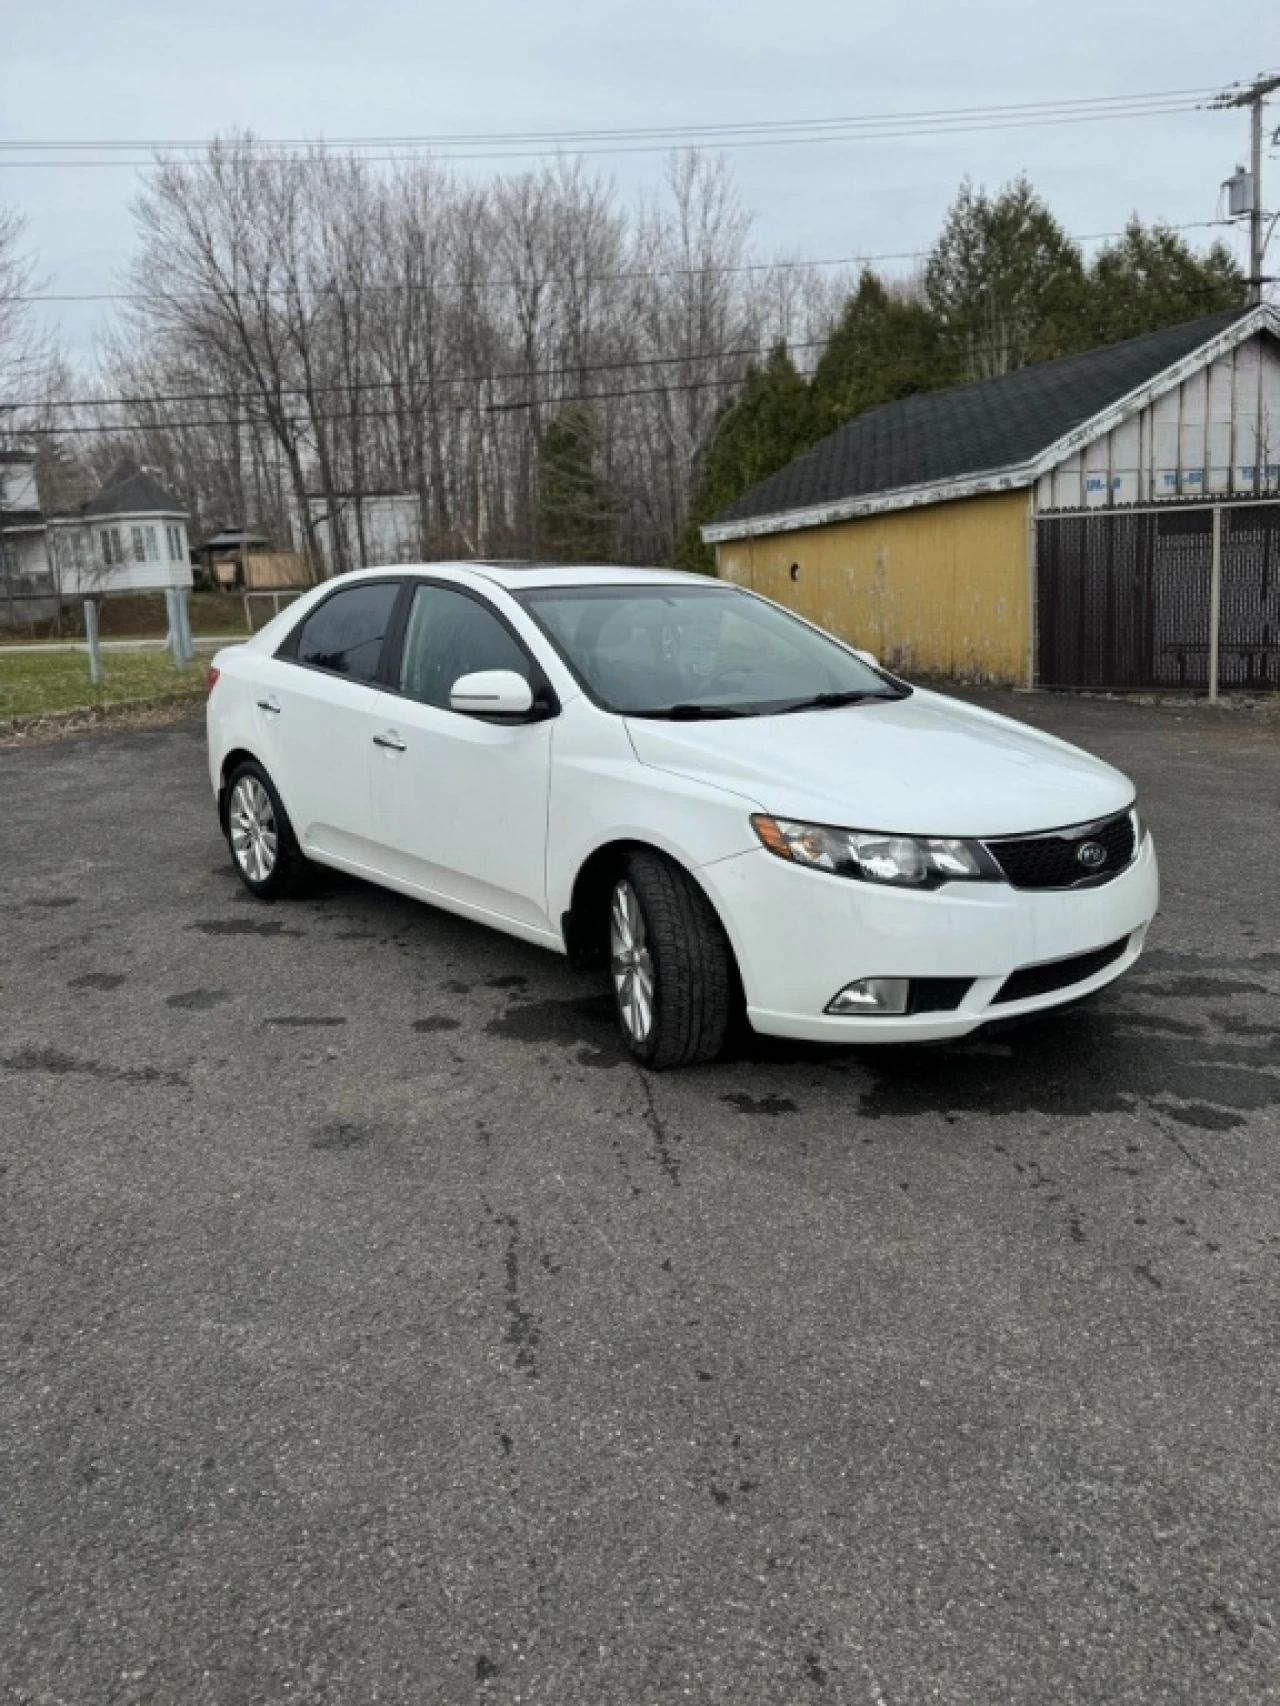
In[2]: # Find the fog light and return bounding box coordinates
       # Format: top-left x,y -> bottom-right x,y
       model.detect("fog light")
825,978 -> 911,1016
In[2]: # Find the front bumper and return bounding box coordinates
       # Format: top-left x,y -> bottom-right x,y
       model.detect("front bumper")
699,832 -> 1160,1043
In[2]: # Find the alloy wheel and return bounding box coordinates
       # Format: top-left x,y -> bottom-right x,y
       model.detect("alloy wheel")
228,775 -> 279,884
610,879 -> 655,1043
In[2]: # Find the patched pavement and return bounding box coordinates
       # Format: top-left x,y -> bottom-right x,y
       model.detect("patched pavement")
1,695 -> 1278,1705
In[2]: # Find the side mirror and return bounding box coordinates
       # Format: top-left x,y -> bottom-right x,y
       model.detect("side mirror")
449,668 -> 535,717
852,648 -> 880,670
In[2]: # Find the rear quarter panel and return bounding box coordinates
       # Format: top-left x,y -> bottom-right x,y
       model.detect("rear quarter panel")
206,643 -> 262,800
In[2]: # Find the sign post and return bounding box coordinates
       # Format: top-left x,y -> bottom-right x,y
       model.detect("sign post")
83,598 -> 103,689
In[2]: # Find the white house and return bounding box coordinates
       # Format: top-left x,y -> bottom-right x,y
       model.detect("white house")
46,459 -> 193,596
0,449 -> 51,596
2,453 -> 194,619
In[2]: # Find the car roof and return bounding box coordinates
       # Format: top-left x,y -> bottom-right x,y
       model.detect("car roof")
317,561 -> 724,593
473,561 -> 717,591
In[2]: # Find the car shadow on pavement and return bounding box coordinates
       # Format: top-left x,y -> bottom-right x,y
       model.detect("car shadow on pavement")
239,863 -> 1278,1139
745,989 -> 1277,1134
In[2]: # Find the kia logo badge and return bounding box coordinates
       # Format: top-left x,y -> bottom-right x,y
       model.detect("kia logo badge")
1077,840 -> 1107,871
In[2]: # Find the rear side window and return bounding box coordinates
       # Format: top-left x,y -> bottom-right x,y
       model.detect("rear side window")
291,582 -> 399,683
398,584 -> 533,709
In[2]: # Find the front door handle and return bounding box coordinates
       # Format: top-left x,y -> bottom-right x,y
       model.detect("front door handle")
257,696 -> 281,715
373,731 -> 407,752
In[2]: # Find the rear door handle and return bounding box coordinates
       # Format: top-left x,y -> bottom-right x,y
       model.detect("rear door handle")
257,696 -> 281,715
373,731 -> 407,752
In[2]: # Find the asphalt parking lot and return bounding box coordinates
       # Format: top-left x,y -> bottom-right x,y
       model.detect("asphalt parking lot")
2,692 -> 1278,1705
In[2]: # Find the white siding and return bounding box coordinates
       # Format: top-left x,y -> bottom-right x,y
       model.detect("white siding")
304,492 -> 422,573
48,517 -> 193,595
1036,332 -> 1280,510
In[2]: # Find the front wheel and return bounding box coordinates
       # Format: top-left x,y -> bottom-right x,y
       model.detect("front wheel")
609,851 -> 735,1069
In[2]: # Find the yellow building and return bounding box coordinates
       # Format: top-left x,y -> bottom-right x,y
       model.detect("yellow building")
703,306 -> 1280,691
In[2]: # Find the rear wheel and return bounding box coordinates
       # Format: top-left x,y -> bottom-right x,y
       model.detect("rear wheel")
223,760 -> 309,899
609,851 -> 735,1069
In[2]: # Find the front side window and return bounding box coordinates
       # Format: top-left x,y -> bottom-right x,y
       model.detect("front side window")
515,584 -> 901,716
132,526 -> 147,563
291,581 -> 400,683
397,584 -> 533,709
145,525 -> 159,560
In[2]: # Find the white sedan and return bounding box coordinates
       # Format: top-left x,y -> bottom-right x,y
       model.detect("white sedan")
206,562 -> 1159,1068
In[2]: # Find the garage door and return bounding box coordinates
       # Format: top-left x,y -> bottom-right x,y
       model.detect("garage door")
1036,503 -> 1280,690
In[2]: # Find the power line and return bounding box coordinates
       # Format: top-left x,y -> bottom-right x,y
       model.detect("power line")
12,220 -> 1237,306
0,94 -> 1218,170
0,87 -> 1219,151
12,276 -> 1248,417
0,88 -> 1216,154
8,288 -> 1250,437
7,372 -> 754,437
20,337 -> 832,413
23,250 -> 902,304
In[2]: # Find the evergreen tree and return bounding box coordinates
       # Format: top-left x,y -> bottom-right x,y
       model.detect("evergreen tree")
680,344 -> 815,572
924,176 -> 1088,378
535,403 -> 616,562
1085,219 -> 1246,345
684,180 -> 1249,575
809,271 -> 944,430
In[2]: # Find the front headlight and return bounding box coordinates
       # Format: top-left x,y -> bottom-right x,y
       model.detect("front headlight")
751,813 -> 1001,888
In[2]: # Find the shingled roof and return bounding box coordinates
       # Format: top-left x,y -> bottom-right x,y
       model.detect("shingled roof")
80,458 -> 185,519
705,307 -> 1268,541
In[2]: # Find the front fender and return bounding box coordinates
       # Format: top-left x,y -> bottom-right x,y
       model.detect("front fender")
545,703 -> 763,929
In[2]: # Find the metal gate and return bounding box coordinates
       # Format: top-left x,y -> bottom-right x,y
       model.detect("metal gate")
1037,501 -> 1280,692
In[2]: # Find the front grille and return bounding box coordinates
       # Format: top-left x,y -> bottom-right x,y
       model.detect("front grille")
991,937 -> 1129,1006
987,811 -> 1135,890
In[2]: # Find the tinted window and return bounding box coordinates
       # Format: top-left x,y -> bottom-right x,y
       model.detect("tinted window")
398,584 -> 533,709
293,582 -> 399,682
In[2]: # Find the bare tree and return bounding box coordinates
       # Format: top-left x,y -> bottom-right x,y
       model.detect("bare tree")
0,209 -> 65,625
0,209 -> 54,416
102,140 -> 805,572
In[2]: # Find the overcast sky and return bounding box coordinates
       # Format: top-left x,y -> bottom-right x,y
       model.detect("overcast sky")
1,0 -> 1273,362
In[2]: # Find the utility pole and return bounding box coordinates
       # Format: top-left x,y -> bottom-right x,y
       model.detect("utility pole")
1212,71 -> 1280,305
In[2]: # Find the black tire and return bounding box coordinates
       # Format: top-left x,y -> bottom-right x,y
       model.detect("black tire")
221,759 -> 310,899
609,849 -> 736,1070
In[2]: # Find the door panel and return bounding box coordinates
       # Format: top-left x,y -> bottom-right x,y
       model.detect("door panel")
369,696 -> 553,928
367,581 -> 555,929
252,656 -> 387,868
250,578 -> 403,869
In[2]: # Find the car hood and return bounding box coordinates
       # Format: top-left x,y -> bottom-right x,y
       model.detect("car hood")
624,689 -> 1135,837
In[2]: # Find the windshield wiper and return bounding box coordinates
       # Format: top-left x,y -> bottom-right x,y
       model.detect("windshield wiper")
779,690 -> 875,713
780,687 -> 908,713
630,703 -> 757,720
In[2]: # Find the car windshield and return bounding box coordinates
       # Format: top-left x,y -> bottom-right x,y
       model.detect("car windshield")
513,583 -> 906,717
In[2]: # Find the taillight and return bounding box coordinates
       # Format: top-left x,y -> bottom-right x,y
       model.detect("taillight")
206,665 -> 221,691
